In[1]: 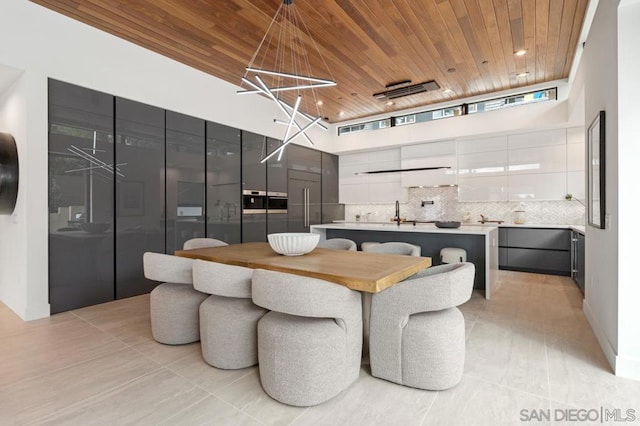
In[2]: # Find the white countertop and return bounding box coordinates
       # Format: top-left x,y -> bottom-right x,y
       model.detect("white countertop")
312,222 -> 498,236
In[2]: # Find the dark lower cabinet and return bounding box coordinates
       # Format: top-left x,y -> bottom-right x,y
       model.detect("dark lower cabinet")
498,227 -> 571,276
572,231 -> 585,294
242,213 -> 267,242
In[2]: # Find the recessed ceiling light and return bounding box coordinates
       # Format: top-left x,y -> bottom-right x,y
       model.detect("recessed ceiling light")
386,101 -> 394,106
338,111 -> 345,116
514,49 -> 527,56
316,100 -> 323,106
516,72 -> 530,78
443,89 -> 454,95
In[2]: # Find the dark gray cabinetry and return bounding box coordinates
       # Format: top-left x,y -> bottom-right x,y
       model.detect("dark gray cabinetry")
498,227 -> 571,276
242,131 -> 267,191
115,98 -> 166,299
572,231 -> 585,294
267,137 -> 288,234
166,111 -> 205,254
206,122 -> 241,244
241,131 -> 267,242
48,80 -> 115,314
267,137 -> 287,193
288,170 -> 321,232
288,144 -> 322,174
321,152 -> 344,223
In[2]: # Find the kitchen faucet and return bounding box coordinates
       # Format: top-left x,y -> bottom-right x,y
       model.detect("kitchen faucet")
395,200 -> 400,226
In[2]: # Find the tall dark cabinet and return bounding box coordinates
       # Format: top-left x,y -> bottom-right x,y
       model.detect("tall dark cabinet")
48,80 -> 115,314
166,111 -> 206,253
48,79 -> 343,314
321,152 -> 343,223
288,145 -> 322,232
242,131 -> 267,242
267,137 -> 288,234
206,122 -> 241,244
115,98 -> 166,299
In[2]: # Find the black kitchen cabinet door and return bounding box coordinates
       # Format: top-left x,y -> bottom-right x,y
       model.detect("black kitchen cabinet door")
48,79 -> 115,314
288,170 -> 321,233
242,130 -> 267,191
575,233 -> 585,294
166,111 -> 205,253
207,122 -> 241,244
288,144 -> 322,174
321,152 -> 343,223
267,137 -> 288,235
115,98 -> 165,299
267,137 -> 287,193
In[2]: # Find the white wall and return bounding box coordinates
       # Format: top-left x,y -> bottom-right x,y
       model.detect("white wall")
0,0 -> 331,319
581,0 -> 620,373
0,73 -> 29,317
616,0 -> 640,380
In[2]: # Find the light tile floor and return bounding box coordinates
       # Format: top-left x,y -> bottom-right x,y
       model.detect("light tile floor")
1,271 -> 639,425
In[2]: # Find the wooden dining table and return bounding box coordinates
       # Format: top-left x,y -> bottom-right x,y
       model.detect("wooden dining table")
175,242 -> 432,293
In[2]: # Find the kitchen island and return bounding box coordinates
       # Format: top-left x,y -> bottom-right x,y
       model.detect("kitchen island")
311,222 -> 499,299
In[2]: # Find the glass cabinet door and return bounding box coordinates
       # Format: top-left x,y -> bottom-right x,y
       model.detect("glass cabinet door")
206,122 -> 241,244
115,98 -> 165,299
166,111 -> 205,253
48,79 -> 115,313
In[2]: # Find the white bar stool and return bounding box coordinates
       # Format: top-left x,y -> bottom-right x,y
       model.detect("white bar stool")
440,247 -> 467,264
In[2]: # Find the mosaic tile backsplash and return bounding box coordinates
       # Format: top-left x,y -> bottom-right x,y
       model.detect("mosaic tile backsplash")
344,187 -> 585,225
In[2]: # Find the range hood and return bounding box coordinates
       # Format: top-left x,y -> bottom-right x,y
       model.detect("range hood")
354,166 -> 451,175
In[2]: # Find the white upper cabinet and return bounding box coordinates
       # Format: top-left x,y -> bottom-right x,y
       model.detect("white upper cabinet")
508,173 -> 568,200
457,135 -> 508,154
339,148 -> 406,204
507,128 -> 566,149
508,145 -> 567,174
566,127 -> 585,200
458,176 -> 508,201
400,140 -> 457,187
457,136 -> 507,201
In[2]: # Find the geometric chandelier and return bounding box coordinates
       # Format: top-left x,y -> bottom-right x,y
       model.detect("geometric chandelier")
237,0 -> 336,163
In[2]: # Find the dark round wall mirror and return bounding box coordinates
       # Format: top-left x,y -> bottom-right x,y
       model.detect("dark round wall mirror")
0,132 -> 19,214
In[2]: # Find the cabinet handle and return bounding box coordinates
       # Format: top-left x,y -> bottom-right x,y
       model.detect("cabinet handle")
306,188 -> 310,227
302,188 -> 306,227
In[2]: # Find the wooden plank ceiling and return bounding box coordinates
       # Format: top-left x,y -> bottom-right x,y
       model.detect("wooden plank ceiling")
31,0 -> 588,124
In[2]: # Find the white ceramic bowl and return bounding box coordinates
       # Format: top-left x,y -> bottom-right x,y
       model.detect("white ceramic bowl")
267,233 -> 320,256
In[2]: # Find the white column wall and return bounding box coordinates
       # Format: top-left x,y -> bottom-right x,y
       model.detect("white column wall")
0,72 -> 29,316
616,0 -> 640,380
582,0 -> 619,372
0,0 -> 330,320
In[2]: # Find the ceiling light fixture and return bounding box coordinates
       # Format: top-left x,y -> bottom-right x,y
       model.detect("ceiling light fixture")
516,72 -> 530,78
237,0 -> 336,163
443,89 -> 454,95
514,49 -> 527,56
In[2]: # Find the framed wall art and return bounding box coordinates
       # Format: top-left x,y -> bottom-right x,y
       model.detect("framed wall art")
587,110 -> 605,229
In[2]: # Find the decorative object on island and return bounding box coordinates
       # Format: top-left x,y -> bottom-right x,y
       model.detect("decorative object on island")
587,110 -> 606,229
0,132 -> 19,215
238,0 -> 334,163
267,232 -> 320,256
435,221 -> 461,229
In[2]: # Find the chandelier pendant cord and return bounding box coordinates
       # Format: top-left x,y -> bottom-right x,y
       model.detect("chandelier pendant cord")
237,0 -> 336,163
